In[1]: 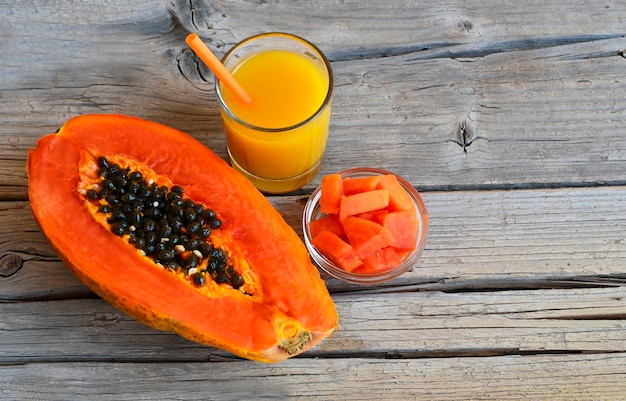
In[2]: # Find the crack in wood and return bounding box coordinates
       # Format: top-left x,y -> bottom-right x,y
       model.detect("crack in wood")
330,34 -> 625,62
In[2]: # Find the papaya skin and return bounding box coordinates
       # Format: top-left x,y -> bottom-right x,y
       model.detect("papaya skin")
27,114 -> 338,363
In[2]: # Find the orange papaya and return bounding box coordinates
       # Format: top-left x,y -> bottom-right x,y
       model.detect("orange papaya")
27,114 -> 338,363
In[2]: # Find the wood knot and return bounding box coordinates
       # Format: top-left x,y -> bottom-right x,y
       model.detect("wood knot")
453,117 -> 477,152
0,253 -> 24,277
457,19 -> 474,33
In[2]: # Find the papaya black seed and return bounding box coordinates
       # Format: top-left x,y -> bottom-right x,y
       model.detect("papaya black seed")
186,221 -> 201,235
128,171 -> 143,181
211,248 -> 225,260
111,221 -> 126,236
170,198 -> 185,208
215,273 -> 229,284
198,226 -> 211,239
193,203 -> 204,216
192,272 -> 206,286
144,244 -> 156,256
106,194 -> 121,207
209,219 -> 222,229
121,193 -> 137,204
158,224 -> 173,238
206,258 -> 219,274
186,254 -> 200,269
166,191 -> 182,203
157,249 -> 175,262
155,241 -> 169,253
142,219 -> 157,232
111,175 -> 127,189
86,189 -> 100,200
215,263 -> 226,276
187,238 -> 202,251
110,210 -> 126,222
108,163 -> 120,176
183,207 -> 197,222
199,243 -> 213,258
139,186 -> 152,199
98,205 -> 112,214
101,178 -> 115,190
225,265 -> 236,276
204,209 -> 216,220
144,207 -> 162,220
164,261 -> 178,270
170,205 -> 184,218
230,274 -> 244,289
178,234 -> 190,248
132,201 -> 145,212
145,231 -> 158,245
128,210 -> 142,226
98,188 -> 111,199
127,181 -> 142,194
151,188 -> 166,202
97,156 -> 110,169
170,217 -> 183,233
171,185 -> 184,194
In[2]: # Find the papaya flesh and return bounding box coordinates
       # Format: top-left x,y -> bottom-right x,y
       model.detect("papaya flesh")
27,114 -> 338,363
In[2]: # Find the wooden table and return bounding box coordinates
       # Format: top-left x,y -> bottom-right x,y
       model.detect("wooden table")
2,1 -> 626,399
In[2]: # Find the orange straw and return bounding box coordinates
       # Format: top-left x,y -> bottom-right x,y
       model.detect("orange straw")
185,33 -> 252,105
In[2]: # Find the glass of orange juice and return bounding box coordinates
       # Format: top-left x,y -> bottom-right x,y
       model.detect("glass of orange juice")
215,32 -> 333,194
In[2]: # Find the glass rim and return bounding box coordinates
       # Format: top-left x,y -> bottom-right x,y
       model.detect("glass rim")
215,32 -> 334,133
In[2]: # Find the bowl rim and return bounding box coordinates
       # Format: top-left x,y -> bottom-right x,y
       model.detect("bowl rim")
302,167 -> 428,284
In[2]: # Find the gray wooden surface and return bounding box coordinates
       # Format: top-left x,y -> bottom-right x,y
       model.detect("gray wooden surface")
2,1 -> 626,399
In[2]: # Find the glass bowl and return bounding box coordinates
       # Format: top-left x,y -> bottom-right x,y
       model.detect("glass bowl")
302,167 -> 428,284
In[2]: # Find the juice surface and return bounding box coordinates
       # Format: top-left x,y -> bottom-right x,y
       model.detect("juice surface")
222,49 -> 328,129
219,48 -> 332,190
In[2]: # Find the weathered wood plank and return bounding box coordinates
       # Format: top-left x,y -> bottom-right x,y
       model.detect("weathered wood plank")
2,287 -> 626,363
2,352 -> 626,400
326,35 -> 626,191
3,186 -> 625,299
3,1 -> 626,398
2,1 -> 626,199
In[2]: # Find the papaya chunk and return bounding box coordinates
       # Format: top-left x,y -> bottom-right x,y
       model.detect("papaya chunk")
319,173 -> 343,214
27,114 -> 338,363
354,247 -> 409,274
339,189 -> 389,221
342,216 -> 395,259
309,214 -> 345,240
342,176 -> 380,195
374,210 -> 419,250
311,230 -> 363,272
376,174 -> 415,212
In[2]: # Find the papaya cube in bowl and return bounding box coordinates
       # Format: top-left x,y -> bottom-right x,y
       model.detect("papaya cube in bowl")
302,168 -> 428,284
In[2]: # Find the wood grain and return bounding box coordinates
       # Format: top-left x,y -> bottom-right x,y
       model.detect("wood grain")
2,1 -> 626,200
2,287 -> 626,363
2,354 -> 626,400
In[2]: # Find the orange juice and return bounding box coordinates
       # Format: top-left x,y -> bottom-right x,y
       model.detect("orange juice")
216,33 -> 333,194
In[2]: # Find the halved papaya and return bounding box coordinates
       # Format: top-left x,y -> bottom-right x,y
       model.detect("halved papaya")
27,114 -> 338,363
